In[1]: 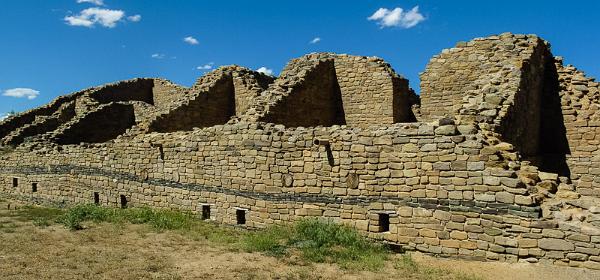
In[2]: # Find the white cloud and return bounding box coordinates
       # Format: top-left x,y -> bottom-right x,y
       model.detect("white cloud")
0,113 -> 8,121
127,14 -> 142,22
64,15 -> 94,27
368,6 -> 425,29
3,88 -> 40,100
151,53 -> 165,59
65,8 -> 125,28
309,37 -> 321,44
196,62 -> 215,71
183,36 -> 199,45
256,67 -> 274,76
77,0 -> 104,5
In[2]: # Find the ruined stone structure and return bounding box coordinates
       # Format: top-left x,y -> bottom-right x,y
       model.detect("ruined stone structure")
1,33 -> 600,269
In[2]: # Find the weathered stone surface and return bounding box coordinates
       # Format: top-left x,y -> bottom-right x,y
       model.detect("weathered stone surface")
538,239 -> 575,251
538,172 -> 559,181
434,125 -> 457,136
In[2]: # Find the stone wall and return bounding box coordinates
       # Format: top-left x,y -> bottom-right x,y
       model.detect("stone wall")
420,33 -> 579,184
0,78 -> 191,147
1,121 -> 600,268
88,78 -> 155,105
148,66 -> 272,133
554,59 -> 600,196
244,53 -> 418,128
148,74 -> 235,132
229,68 -> 274,117
1,101 -> 76,146
332,54 -> 417,125
53,103 -> 136,145
0,91 -> 85,140
152,79 -> 188,108
258,59 -> 347,127
2,33 -> 600,270
420,33 -> 545,126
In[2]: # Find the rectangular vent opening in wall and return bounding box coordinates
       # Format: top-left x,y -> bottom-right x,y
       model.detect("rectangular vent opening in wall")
378,213 -> 390,232
120,195 -> 128,209
236,209 -> 247,225
31,183 -> 37,193
94,192 -> 100,205
201,205 -> 211,220
152,143 -> 165,160
12,178 -> 18,188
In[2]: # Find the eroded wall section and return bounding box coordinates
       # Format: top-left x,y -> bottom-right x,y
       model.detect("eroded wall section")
258,59 -> 347,127
247,54 -> 418,128
53,103 -> 136,144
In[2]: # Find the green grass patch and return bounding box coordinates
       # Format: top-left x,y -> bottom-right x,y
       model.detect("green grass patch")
243,225 -> 292,256
47,204 -> 245,246
17,205 -> 65,221
0,205 -> 65,227
56,204 -> 199,231
242,219 -> 388,270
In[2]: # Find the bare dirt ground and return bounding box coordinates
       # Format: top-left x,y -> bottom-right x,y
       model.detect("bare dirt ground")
413,253 -> 600,280
1,200 -> 599,280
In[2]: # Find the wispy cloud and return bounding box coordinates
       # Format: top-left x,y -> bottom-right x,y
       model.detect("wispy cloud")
127,14 -> 142,22
151,53 -> 165,59
3,88 -> 40,100
64,8 -> 125,28
368,6 -> 425,29
197,62 -> 215,71
76,0 -> 104,5
183,36 -> 199,45
309,37 -> 321,44
256,67 -> 274,76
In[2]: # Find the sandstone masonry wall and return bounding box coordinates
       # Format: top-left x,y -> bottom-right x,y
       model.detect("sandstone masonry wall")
2,33 -> 600,270
88,78 -> 155,105
420,33 -> 544,126
258,59 -> 347,127
53,103 -> 136,144
0,91 -> 85,140
555,60 -> 600,197
152,79 -> 188,108
1,121 -> 600,268
245,53 -> 417,128
148,66 -> 273,133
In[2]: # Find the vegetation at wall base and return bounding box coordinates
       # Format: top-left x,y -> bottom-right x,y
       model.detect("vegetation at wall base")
3,202 -> 482,278
243,218 -> 389,270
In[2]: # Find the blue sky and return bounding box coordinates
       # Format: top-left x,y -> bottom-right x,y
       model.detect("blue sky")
1,1 -> 599,118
